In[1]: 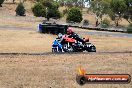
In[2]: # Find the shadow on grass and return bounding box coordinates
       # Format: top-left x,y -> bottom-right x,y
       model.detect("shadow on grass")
0,51 -> 132,56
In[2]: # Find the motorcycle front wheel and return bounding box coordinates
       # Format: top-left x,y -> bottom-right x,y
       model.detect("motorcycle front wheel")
52,48 -> 58,52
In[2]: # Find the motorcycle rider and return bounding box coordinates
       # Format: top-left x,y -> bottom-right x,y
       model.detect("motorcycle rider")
57,33 -> 63,41
55,33 -> 64,52
66,27 -> 85,44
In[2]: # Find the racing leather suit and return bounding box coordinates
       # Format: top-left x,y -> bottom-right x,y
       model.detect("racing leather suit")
67,32 -> 85,44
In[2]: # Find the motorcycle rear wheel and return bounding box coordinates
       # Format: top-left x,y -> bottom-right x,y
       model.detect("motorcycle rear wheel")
62,44 -> 74,52
90,46 -> 96,52
86,43 -> 96,52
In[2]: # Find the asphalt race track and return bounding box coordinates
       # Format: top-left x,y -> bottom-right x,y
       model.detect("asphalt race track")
1,25 -> 132,37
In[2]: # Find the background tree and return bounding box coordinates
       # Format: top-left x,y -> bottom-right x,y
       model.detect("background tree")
89,0 -> 131,26
127,23 -> 132,33
32,3 -> 46,17
90,0 -> 110,26
13,0 -> 15,3
123,0 -> 132,23
15,2 -> 26,16
57,0 -> 89,8
0,0 -> 5,7
109,0 -> 127,26
101,18 -> 110,28
66,7 -> 83,23
32,0 -> 61,20
43,0 -> 61,20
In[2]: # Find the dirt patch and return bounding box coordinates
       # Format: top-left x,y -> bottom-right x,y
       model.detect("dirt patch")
0,29 -> 55,53
0,53 -> 132,88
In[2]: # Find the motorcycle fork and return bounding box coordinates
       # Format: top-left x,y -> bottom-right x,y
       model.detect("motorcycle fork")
57,47 -> 59,52
68,42 -> 70,47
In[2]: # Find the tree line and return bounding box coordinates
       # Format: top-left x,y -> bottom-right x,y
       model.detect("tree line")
90,0 -> 132,26
0,0 -> 132,25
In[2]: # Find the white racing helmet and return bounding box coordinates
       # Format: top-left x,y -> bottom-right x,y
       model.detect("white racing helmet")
57,33 -> 63,38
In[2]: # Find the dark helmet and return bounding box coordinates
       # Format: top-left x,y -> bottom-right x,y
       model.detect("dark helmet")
67,27 -> 73,34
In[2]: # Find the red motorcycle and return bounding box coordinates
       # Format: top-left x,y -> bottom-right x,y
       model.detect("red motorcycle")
60,35 -> 96,52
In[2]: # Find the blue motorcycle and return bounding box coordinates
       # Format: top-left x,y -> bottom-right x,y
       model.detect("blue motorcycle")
52,33 -> 96,53
52,39 -> 63,52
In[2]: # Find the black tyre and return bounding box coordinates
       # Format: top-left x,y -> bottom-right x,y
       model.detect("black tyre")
52,48 -> 63,52
89,46 -> 96,52
86,43 -> 96,52
52,48 -> 57,52
62,44 -> 74,52
76,75 -> 87,85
